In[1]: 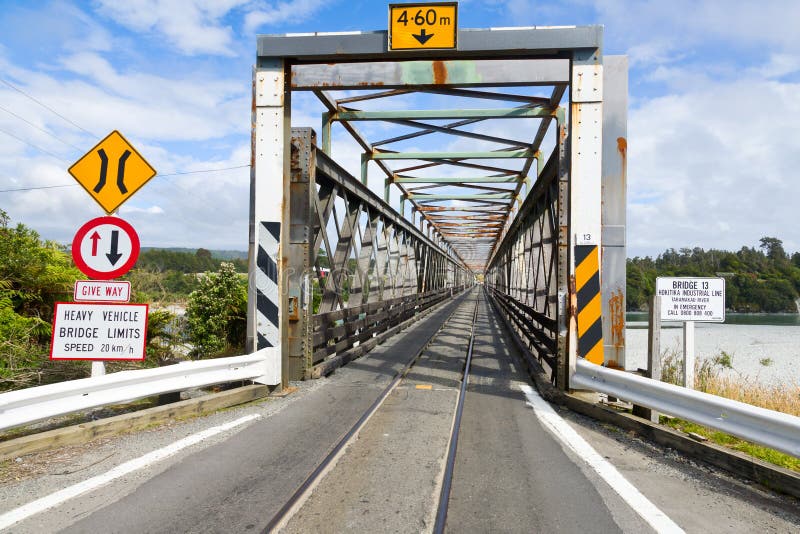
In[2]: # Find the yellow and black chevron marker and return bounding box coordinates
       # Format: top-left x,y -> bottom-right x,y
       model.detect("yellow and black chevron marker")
575,245 -> 604,364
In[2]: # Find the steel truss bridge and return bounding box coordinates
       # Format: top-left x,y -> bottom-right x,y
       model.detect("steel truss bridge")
248,25 -> 627,391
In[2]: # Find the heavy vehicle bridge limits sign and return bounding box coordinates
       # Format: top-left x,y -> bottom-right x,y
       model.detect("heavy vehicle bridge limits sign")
50,302 -> 148,361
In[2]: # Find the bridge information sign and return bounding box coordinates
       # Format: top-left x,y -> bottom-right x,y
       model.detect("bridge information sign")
50,302 -> 148,361
389,2 -> 457,50
656,277 -> 725,322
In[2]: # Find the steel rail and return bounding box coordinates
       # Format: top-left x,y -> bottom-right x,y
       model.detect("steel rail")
262,291 -> 475,533
434,291 -> 480,534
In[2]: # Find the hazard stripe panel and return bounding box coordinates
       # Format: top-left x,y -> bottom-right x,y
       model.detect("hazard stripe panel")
575,245 -> 603,364
257,221 -> 280,349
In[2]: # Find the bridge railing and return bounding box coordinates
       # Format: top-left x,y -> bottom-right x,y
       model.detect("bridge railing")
288,129 -> 469,379
484,139 -> 568,387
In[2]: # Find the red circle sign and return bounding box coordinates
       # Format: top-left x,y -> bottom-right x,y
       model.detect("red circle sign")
72,217 -> 140,280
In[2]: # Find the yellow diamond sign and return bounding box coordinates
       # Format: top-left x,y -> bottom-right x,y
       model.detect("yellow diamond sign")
389,2 -> 458,51
68,130 -> 157,214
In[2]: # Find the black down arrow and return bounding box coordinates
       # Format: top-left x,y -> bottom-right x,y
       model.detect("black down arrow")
412,29 -> 434,45
106,230 -> 123,266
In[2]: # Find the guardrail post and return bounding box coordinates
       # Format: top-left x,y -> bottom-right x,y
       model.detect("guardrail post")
634,295 -> 661,422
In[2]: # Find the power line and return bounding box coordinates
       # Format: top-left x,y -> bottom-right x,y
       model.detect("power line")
157,164 -> 250,177
0,103 -> 84,151
0,183 -> 77,193
0,164 -> 252,194
0,126 -> 70,163
0,77 -> 97,137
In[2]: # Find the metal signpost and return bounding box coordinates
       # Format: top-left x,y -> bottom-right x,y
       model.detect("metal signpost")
656,277 -> 725,388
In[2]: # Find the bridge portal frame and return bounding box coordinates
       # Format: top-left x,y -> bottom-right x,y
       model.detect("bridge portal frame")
251,25 -> 626,389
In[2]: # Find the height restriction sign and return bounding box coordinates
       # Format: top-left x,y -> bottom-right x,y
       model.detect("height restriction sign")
68,130 -> 157,214
72,216 -> 140,280
389,2 -> 458,50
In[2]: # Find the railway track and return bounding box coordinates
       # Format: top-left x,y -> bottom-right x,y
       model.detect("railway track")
265,289 -> 481,533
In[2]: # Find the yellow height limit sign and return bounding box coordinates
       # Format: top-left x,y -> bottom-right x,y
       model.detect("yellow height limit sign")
69,130 -> 157,214
389,2 -> 457,50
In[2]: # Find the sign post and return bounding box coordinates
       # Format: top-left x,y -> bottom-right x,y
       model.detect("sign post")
656,277 -> 725,388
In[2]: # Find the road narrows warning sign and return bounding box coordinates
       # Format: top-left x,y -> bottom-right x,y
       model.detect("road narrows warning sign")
68,130 -> 157,214
50,302 -> 148,361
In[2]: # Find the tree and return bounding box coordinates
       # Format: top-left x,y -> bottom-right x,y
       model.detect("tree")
185,263 -> 247,357
759,237 -> 787,262
0,210 -> 83,390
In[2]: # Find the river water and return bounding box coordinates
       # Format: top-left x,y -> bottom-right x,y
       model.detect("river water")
624,313 -> 800,387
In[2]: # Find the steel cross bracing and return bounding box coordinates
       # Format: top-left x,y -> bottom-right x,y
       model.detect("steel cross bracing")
312,86 -> 563,273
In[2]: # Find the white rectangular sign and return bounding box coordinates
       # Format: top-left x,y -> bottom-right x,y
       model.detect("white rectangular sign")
50,302 -> 148,361
656,277 -> 725,322
74,280 -> 131,302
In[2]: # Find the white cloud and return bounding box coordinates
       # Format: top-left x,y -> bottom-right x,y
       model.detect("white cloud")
0,52 -> 249,143
244,0 -> 328,33
95,0 -> 249,56
628,75 -> 800,255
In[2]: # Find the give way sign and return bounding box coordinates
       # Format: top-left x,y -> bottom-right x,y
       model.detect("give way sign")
72,216 -> 140,280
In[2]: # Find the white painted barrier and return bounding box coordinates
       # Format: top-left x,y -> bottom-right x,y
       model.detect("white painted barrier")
571,359 -> 800,458
0,348 -> 279,431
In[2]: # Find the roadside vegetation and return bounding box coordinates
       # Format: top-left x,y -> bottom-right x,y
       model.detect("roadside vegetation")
627,237 -> 800,313
659,350 -> 800,472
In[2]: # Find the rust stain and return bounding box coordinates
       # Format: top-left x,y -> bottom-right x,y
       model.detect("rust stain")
617,136 -> 627,188
432,60 -> 448,86
608,289 -> 625,349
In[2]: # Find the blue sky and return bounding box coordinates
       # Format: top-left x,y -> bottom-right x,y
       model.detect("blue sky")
1,0 -> 798,259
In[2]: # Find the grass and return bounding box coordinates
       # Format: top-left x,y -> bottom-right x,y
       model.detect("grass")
662,417 -> 800,473
658,349 -> 800,471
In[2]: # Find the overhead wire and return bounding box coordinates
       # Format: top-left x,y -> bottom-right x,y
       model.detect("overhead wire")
0,77 -> 98,137
0,165 -> 252,194
0,103 -> 85,151
0,126 -> 70,163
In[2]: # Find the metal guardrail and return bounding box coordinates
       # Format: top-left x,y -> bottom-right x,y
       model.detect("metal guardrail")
571,359 -> 800,458
0,349 -> 278,432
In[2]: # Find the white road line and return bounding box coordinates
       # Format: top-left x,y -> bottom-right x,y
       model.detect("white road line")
0,413 -> 261,531
519,384 -> 685,534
